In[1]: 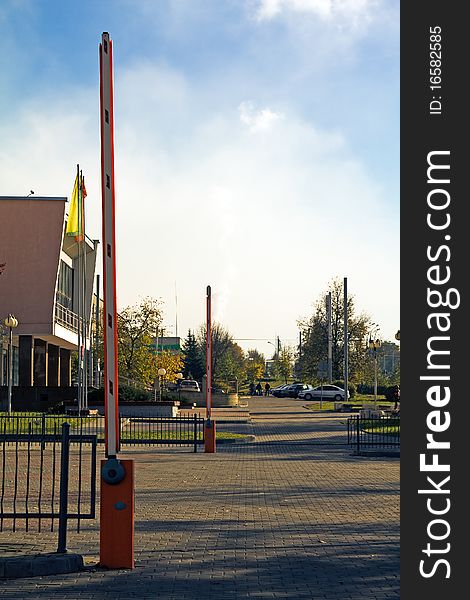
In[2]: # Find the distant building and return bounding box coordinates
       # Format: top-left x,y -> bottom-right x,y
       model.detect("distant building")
152,336 -> 181,353
0,196 -> 97,410
265,359 -> 276,377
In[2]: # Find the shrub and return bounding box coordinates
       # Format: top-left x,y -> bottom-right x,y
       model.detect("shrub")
87,385 -> 153,403
333,380 -> 356,399
356,383 -> 388,396
119,385 -> 153,402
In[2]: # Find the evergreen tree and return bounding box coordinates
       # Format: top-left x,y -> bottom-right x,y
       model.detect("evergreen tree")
181,330 -> 205,380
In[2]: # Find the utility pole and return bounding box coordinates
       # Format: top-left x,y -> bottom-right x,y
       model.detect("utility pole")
326,292 -> 332,383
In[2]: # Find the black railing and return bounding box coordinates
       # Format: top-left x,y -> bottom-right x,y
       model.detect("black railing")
0,422 -> 97,553
54,302 -> 81,332
347,415 -> 400,452
120,414 -> 204,451
0,413 -> 205,451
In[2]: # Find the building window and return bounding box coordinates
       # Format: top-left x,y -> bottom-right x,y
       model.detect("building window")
56,260 -> 74,310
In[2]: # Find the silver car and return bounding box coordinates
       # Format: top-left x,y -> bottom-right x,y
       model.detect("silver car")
178,379 -> 201,393
298,384 -> 349,401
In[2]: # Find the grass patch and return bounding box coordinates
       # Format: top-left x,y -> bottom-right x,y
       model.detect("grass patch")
304,401 -> 336,411
361,418 -> 400,435
216,432 -> 247,440
304,395 -> 395,412
353,394 -> 392,404
119,429 -> 246,441
0,413 -> 100,434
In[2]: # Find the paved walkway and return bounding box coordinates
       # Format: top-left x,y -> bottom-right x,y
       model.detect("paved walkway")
0,398 -> 399,599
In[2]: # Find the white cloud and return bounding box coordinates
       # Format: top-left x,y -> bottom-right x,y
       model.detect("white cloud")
0,60 -> 398,345
238,102 -> 284,132
254,0 -> 380,27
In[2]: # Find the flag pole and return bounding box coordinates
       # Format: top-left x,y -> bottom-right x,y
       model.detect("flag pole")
81,170 -> 88,410
76,163 -> 82,414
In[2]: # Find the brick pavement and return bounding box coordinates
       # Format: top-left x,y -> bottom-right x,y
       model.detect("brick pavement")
0,398 -> 399,599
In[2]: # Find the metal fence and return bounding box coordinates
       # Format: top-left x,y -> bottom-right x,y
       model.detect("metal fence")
347,415 -> 400,452
54,302 -> 81,332
121,414 -> 204,451
0,413 -> 205,451
0,422 -> 97,553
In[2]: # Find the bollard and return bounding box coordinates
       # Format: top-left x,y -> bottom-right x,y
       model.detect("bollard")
204,419 -> 216,453
100,458 -> 135,568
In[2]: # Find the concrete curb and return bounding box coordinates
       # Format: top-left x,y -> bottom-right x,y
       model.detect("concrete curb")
0,553 -> 84,579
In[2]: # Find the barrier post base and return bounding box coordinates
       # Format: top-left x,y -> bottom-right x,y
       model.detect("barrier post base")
204,420 -> 216,453
99,459 -> 135,569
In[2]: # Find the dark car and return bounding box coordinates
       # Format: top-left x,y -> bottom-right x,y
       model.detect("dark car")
271,384 -> 290,398
211,385 -> 227,394
276,383 -> 310,398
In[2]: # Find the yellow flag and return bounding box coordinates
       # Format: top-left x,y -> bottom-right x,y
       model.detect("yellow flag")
65,172 -> 82,239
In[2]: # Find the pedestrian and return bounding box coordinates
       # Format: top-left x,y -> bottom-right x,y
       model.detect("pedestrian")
264,382 -> 271,397
256,382 -> 262,396
249,382 -> 255,396
393,385 -> 400,413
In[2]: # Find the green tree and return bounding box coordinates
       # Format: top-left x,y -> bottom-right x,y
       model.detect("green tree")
218,342 -> 246,383
297,278 -> 372,384
374,341 -> 400,386
196,322 -> 245,385
245,349 -> 265,382
117,297 -> 163,387
276,347 -> 294,383
156,350 -> 184,384
181,329 -> 205,380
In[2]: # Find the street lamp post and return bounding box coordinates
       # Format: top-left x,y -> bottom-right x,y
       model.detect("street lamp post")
176,372 -> 183,403
368,336 -> 382,408
4,314 -> 18,415
158,368 -> 166,402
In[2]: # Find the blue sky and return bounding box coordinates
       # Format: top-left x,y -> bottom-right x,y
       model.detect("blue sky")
0,0 -> 399,357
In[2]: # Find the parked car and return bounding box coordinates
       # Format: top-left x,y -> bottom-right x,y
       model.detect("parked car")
297,384 -> 349,401
271,384 -> 290,397
177,379 -> 201,393
270,383 -> 309,398
277,383 -> 310,398
211,385 -> 227,394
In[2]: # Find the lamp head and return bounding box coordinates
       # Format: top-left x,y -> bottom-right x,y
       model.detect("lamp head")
4,314 -> 18,328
